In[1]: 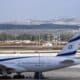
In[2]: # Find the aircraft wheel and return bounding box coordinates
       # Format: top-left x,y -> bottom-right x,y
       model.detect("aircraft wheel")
13,74 -> 25,79
0,76 -> 12,79
34,72 -> 44,79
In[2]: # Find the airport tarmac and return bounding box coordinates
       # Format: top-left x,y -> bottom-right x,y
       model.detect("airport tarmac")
1,67 -> 80,80
14,66 -> 80,80
44,67 -> 80,80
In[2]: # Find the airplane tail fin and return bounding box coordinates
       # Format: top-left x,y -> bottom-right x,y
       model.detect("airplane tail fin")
57,33 -> 80,57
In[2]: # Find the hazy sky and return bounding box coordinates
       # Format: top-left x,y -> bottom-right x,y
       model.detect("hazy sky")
0,0 -> 80,21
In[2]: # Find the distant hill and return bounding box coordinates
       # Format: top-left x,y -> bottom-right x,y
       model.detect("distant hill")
0,23 -> 79,30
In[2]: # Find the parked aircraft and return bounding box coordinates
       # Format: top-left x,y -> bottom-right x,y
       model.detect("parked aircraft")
0,33 -> 80,79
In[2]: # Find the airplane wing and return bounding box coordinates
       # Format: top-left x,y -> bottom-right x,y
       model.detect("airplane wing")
0,64 -> 16,74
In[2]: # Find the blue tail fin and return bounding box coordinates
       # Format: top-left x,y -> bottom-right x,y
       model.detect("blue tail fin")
57,33 -> 80,56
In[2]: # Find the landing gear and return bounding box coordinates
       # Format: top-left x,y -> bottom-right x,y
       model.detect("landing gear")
13,72 -> 25,79
0,73 -> 25,79
0,75 -> 12,79
34,72 -> 44,79
0,70 -> 12,79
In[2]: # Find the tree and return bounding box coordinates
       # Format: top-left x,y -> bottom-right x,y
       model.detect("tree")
0,33 -> 15,41
60,32 -> 73,41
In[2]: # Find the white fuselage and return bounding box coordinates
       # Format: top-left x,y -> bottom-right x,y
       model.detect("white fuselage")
0,55 -> 79,73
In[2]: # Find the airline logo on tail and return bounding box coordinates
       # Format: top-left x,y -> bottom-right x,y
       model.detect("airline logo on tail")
57,33 -> 80,56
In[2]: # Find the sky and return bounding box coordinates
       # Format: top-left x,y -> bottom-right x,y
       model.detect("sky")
0,0 -> 80,21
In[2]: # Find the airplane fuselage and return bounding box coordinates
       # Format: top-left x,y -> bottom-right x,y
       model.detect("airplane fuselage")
0,56 -> 78,73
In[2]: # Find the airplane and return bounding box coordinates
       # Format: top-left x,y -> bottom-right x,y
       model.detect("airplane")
0,33 -> 80,79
